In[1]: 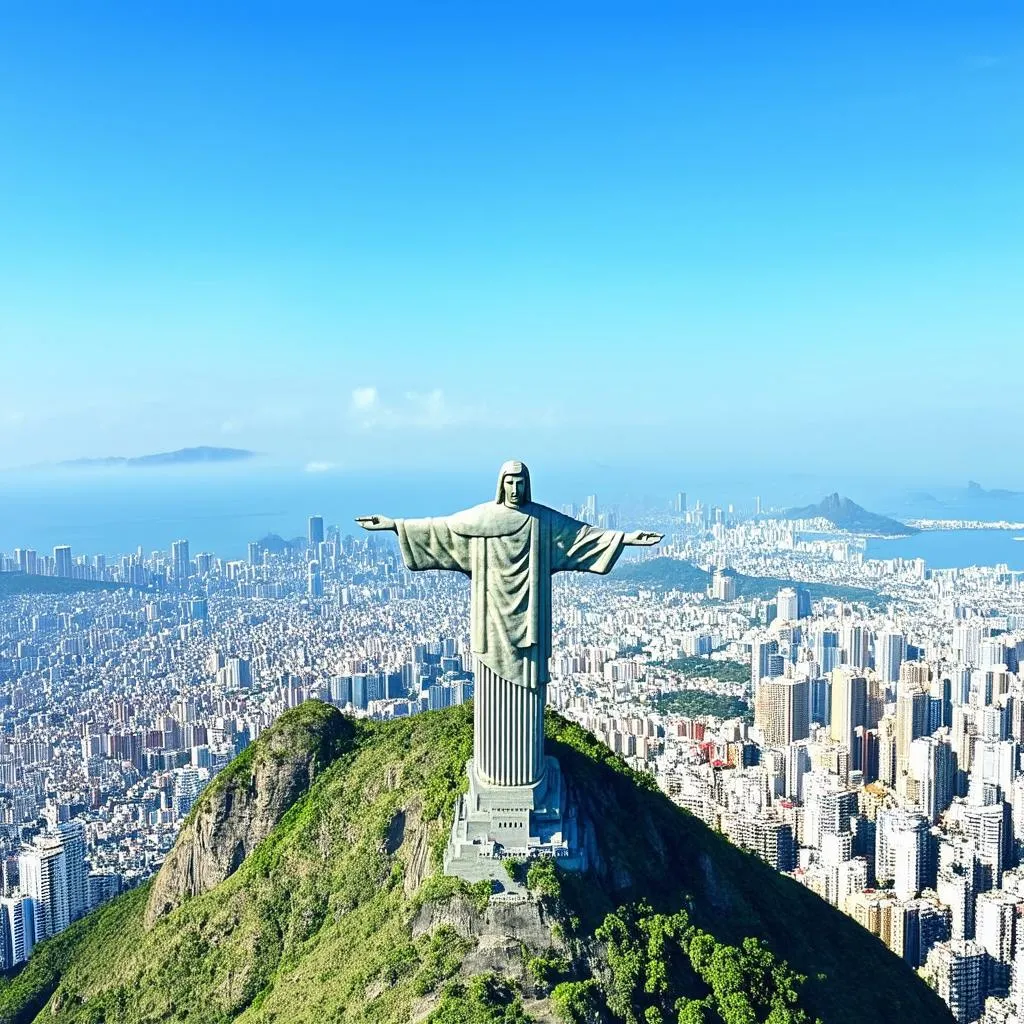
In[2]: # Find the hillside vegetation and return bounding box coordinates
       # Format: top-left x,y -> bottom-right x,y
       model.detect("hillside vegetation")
0,573 -> 125,598
0,703 -> 951,1024
616,559 -> 880,607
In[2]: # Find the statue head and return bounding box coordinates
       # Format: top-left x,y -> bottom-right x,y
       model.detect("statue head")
495,460 -> 531,508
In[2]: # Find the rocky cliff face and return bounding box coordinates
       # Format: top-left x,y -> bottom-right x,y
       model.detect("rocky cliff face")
143,702 -> 353,928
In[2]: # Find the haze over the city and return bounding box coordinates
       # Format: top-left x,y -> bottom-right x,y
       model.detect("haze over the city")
2,2 -> 1022,477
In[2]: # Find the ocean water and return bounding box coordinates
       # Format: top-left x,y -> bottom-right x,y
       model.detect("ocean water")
0,462 -> 844,562
866,529 -> 1024,571
3,465 -> 1024,571
0,466 -> 490,561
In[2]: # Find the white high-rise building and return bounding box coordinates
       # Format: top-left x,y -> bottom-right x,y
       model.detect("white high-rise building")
925,939 -> 988,1024
784,741 -> 811,801
976,890 -> 1020,994
877,630 -> 906,686
972,738 -> 1017,799
776,587 -> 799,623
953,622 -> 984,667
909,735 -> 956,824
307,561 -> 324,599
52,545 -> 73,579
55,821 -> 88,923
892,813 -> 930,901
829,667 -> 866,760
876,808 -> 929,896
170,538 -> 190,582
0,896 -> 35,969
19,838 -> 69,940
965,801 -> 1006,887
842,623 -> 870,670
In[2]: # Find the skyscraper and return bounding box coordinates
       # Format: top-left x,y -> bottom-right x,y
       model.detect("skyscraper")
877,630 -> 907,686
752,638 -> 780,691
829,667 -> 867,761
924,940 -> 988,1024
964,802 -> 1006,886
975,890 -> 1019,994
755,678 -> 810,746
307,561 -> 323,599
52,545 -> 72,579
775,588 -> 799,623
55,821 -> 88,923
19,838 -> 69,940
308,515 -> 325,547
892,812 -> 931,901
711,568 -> 737,602
909,735 -> 956,825
171,539 -> 191,582
877,715 -> 897,788
812,629 -> 841,675
842,623 -> 870,670
0,896 -> 35,969
896,664 -> 930,799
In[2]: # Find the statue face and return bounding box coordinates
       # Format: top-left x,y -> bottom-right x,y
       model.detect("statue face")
503,473 -> 526,507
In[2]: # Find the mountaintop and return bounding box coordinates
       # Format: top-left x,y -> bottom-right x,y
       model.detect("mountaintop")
58,446 -> 258,468
0,702 -> 952,1024
783,493 -> 919,536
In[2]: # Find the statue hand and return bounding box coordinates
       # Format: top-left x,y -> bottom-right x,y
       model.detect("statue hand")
625,530 -> 663,546
355,515 -> 396,532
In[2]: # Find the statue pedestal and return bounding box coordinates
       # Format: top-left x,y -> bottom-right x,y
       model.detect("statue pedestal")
443,755 -> 585,888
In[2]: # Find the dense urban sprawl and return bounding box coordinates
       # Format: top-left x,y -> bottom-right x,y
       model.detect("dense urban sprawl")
2,495 -> 1024,1024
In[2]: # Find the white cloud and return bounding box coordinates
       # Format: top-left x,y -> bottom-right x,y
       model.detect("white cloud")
305,460 -> 337,473
351,386 -> 379,412
348,385 -> 468,430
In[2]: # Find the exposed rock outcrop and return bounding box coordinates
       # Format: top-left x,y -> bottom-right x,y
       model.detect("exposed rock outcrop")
143,702 -> 352,928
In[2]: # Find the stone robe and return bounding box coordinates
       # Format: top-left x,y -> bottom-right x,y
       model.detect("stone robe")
395,502 -> 625,786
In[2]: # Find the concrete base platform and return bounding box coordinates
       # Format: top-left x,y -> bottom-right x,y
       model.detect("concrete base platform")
443,756 -> 585,889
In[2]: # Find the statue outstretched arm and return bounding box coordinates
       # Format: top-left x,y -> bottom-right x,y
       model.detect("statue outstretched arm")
356,514 -> 472,574
355,515 -> 397,532
623,530 -> 663,546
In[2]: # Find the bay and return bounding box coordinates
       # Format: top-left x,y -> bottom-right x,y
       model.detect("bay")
866,529 -> 1024,571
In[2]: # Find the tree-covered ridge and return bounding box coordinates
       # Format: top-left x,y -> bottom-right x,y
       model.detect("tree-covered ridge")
615,559 -> 880,607
0,573 -> 126,598
0,703 -> 952,1024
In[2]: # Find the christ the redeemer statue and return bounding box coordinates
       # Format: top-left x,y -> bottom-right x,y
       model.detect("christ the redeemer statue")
358,461 -> 660,880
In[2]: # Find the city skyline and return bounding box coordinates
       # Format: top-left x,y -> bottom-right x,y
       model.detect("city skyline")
6,483 -> 1024,1020
2,4 -> 1022,474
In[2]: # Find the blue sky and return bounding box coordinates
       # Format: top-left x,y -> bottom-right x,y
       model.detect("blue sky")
1,2 -> 1021,482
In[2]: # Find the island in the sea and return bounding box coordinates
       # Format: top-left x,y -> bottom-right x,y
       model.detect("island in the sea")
59,446 -> 259,468
783,492 -> 919,537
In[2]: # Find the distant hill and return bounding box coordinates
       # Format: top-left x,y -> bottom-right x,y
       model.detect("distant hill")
0,573 -> 125,598
0,702 -> 952,1024
784,492 -> 918,536
617,556 -> 882,606
59,446 -> 258,468
255,533 -> 306,555
966,480 -> 1023,501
